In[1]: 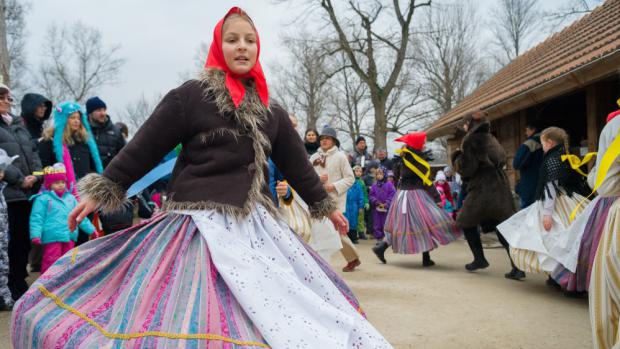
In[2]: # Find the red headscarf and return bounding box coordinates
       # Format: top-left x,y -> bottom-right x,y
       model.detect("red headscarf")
205,7 -> 269,108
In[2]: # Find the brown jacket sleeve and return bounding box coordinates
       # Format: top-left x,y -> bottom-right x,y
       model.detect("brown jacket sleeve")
78,86 -> 189,213
269,107 -> 335,218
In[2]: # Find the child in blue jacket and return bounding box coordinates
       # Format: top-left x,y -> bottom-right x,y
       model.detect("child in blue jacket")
30,164 -> 97,274
345,168 -> 366,244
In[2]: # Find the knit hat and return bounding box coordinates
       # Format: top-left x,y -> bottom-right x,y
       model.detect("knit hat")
387,170 -> 395,178
395,132 -> 426,151
86,96 -> 107,115
0,83 -> 10,95
435,170 -> 447,182
43,163 -> 68,190
319,125 -> 340,148
0,149 -> 18,171
355,136 -> 366,145
352,165 -> 363,172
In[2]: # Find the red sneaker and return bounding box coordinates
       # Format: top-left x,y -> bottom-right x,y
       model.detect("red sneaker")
342,259 -> 361,272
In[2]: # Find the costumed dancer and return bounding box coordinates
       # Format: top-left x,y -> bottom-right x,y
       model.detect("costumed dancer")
497,127 -> 591,289
29,164 -> 97,274
373,132 -> 462,266
310,126 -> 362,272
368,167 -> 395,240
12,8 -> 392,348
345,166 -> 365,244
584,103 -> 620,349
452,111 -> 524,279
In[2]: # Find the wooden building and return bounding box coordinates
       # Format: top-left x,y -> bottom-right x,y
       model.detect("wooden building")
425,0 -> 620,187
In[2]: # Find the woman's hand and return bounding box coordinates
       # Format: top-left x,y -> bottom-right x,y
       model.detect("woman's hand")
324,184 -> 336,193
543,215 -> 553,231
68,198 -> 98,231
329,210 -> 349,235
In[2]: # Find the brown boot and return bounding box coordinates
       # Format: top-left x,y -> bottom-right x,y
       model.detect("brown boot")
342,259 -> 361,272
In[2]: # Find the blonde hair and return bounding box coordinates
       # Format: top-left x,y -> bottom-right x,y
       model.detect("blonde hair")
43,112 -> 90,145
541,126 -> 570,152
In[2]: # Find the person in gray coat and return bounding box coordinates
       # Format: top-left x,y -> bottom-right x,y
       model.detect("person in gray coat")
0,84 -> 43,301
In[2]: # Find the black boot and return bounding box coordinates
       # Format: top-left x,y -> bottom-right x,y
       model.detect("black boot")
422,251 -> 435,267
496,230 -> 526,280
347,230 -> 359,244
463,227 -> 489,271
372,241 -> 389,264
546,276 -> 562,290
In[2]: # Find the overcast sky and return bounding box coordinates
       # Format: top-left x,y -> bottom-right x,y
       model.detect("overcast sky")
23,0 -> 583,121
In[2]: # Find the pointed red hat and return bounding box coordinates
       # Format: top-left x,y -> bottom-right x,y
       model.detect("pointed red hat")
395,132 -> 426,150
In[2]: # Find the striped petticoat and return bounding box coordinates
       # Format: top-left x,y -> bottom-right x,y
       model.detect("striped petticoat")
498,193 -> 590,274
384,189 -> 462,254
11,207 -> 392,349
551,197 -> 618,292
589,198 -> 620,349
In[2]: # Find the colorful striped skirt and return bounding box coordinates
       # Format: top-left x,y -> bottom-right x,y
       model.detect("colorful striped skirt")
498,193 -> 590,274
589,197 -> 620,349
11,207 -> 392,348
384,189 -> 462,254
550,197 -> 618,292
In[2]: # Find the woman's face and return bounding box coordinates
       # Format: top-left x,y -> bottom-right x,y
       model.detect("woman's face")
67,112 -> 82,132
305,131 -> 317,143
320,137 -> 335,151
222,17 -> 258,75
0,93 -> 12,115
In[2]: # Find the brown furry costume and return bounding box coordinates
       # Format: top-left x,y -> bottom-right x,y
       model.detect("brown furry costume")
453,118 -> 516,229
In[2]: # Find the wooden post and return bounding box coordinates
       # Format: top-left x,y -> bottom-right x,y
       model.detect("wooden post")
586,84 -> 599,153
0,0 -> 10,85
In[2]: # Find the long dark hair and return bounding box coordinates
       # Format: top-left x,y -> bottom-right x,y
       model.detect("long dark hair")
304,129 -> 319,143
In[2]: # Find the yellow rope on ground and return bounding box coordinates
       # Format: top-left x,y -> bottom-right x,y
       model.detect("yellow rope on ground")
37,285 -> 270,347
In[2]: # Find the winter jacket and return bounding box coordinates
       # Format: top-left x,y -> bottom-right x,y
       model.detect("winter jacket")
29,191 -> 96,244
39,139 -> 97,180
79,69 -> 334,219
356,177 -> 369,206
20,93 -> 52,144
345,180 -> 365,230
369,180 -> 396,209
453,118 -> 516,229
89,116 -> 126,168
378,157 -> 394,171
513,133 -> 543,207
310,145 -> 355,212
0,114 -> 43,202
349,148 -> 372,168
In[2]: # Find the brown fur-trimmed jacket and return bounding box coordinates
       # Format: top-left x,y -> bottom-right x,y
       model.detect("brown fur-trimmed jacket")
453,119 -> 516,229
78,69 -> 335,218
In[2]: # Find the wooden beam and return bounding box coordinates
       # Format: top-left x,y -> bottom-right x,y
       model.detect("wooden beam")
586,84 -> 599,153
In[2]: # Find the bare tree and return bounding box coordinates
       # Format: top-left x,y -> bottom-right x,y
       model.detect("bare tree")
271,35 -> 334,131
312,0 -> 431,149
544,0 -> 603,29
417,1 -> 487,114
178,41 -> 210,83
328,55 -> 372,143
490,0 -> 541,65
119,93 -> 161,136
0,0 -> 27,92
38,21 -> 125,103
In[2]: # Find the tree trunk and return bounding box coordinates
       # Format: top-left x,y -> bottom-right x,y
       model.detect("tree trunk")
0,0 -> 10,85
372,98 -> 388,151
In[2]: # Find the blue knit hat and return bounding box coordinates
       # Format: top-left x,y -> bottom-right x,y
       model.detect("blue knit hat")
86,96 -> 107,115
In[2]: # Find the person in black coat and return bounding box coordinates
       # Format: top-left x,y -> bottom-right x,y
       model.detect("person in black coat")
86,97 -> 126,168
0,84 -> 43,301
513,123 -> 544,208
20,93 -> 52,145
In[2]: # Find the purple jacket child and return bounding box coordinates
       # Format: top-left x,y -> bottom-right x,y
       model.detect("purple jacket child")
369,168 -> 396,239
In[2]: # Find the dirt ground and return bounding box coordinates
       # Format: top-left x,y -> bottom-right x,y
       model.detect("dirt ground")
0,239 -> 591,348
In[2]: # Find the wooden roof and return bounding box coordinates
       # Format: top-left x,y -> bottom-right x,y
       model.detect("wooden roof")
426,0 -> 620,138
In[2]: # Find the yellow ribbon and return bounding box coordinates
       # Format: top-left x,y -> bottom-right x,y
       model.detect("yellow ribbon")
561,152 -> 597,177
395,148 -> 433,186
569,127 -> 620,221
